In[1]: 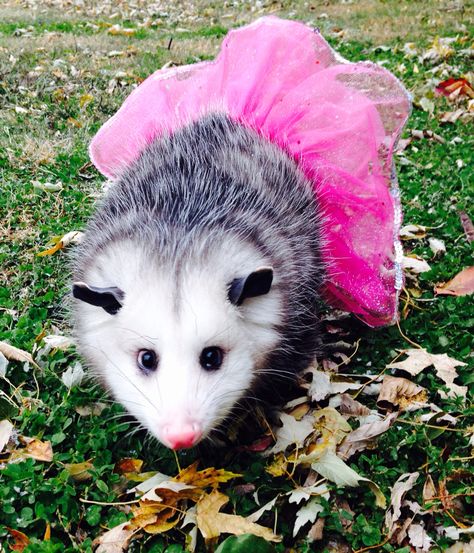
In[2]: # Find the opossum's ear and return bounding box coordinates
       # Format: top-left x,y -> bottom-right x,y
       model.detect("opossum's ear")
228,267 -> 273,306
72,282 -> 124,315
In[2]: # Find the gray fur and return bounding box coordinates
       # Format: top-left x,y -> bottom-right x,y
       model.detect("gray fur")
73,112 -> 325,396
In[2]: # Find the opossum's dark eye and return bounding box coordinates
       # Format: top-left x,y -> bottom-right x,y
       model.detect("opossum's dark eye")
200,347 -> 224,371
137,350 -> 158,373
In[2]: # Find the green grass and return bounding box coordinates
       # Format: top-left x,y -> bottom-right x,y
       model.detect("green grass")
0,1 -> 473,552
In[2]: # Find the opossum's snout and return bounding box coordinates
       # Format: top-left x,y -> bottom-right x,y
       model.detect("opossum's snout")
160,419 -> 202,450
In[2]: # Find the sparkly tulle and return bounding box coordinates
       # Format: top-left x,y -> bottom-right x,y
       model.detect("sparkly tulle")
90,16 -> 411,327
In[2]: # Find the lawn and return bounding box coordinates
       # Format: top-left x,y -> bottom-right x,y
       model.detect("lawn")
0,1 -> 473,552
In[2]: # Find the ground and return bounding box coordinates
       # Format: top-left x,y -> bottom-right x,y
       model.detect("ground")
0,1 -> 473,552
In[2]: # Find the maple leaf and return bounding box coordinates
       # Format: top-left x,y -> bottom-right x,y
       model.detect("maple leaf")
6,528 -> 30,552
93,522 -> 135,553
387,349 -> 467,398
174,461 -> 241,489
10,437 -> 53,463
196,489 -> 281,542
293,497 -> 324,537
268,413 -> 314,454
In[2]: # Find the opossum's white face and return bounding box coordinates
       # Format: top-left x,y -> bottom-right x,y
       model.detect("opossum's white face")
73,239 -> 282,449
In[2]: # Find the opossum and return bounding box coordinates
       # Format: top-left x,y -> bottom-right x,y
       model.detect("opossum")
72,113 -> 324,450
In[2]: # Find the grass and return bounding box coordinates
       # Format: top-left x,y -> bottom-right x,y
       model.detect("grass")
0,0 -> 473,552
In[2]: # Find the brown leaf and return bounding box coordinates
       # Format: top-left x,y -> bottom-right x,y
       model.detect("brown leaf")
11,437 -> 53,462
435,266 -> 474,297
377,375 -> 427,411
174,462 -> 241,489
459,211 -> 474,243
7,528 -> 30,552
114,458 -> 144,475
385,472 -> 419,536
338,412 -> 398,459
423,475 -> 437,504
338,393 -> 370,417
0,341 -> 35,366
196,489 -> 281,542
93,522 -> 135,553
308,517 -> 325,541
387,349 -> 467,398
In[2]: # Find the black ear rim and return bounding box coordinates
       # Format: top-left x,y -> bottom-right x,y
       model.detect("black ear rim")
227,267 -> 274,306
72,282 -> 124,315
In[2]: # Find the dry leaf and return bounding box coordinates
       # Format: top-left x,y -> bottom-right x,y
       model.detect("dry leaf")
338,393 -> 370,417
308,517 -> 325,541
387,349 -> 467,398
305,366 -> 332,401
338,412 -> 398,459
422,475 -> 437,504
94,522 -> 135,553
377,375 -> 427,411
0,341 -> 35,366
407,522 -> 433,552
385,472 -> 419,536
174,461 -> 241,489
459,211 -> 474,243
402,255 -> 432,273
435,267 -> 474,297
436,77 -> 474,99
37,230 -> 83,256
11,437 -> 53,462
7,528 -> 30,552
269,413 -> 314,454
428,237 -> 446,256
400,224 -> 427,240
445,538 -> 474,552
196,489 -> 281,542
0,420 -> 14,453
114,458 -> 144,475
287,483 -> 330,505
247,495 -> 279,523
310,450 -> 386,508
293,497 -> 324,537
65,461 -> 94,481
61,361 -> 84,389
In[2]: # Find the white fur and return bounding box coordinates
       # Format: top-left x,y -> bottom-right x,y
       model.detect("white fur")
75,237 -> 282,445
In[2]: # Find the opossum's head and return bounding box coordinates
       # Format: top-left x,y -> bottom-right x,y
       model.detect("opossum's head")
72,238 -> 282,450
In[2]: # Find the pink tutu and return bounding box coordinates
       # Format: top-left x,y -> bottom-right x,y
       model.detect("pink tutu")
90,16 -> 411,327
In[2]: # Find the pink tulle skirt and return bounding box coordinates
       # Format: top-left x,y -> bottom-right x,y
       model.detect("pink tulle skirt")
90,16 -> 411,327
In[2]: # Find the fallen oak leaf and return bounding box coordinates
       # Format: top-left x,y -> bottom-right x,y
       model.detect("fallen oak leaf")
387,348 -> 467,398
435,266 -> 474,297
377,375 -> 427,411
196,489 -> 281,542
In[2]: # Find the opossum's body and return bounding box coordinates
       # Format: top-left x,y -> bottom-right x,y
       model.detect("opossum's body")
72,113 -> 324,449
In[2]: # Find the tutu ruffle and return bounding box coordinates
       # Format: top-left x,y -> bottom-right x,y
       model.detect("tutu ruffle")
90,16 -> 411,327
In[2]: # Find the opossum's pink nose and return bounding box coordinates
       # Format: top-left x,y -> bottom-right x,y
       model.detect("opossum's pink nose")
162,422 -> 201,450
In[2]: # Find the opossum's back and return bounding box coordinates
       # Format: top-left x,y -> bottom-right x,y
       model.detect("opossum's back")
79,113 -> 323,280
